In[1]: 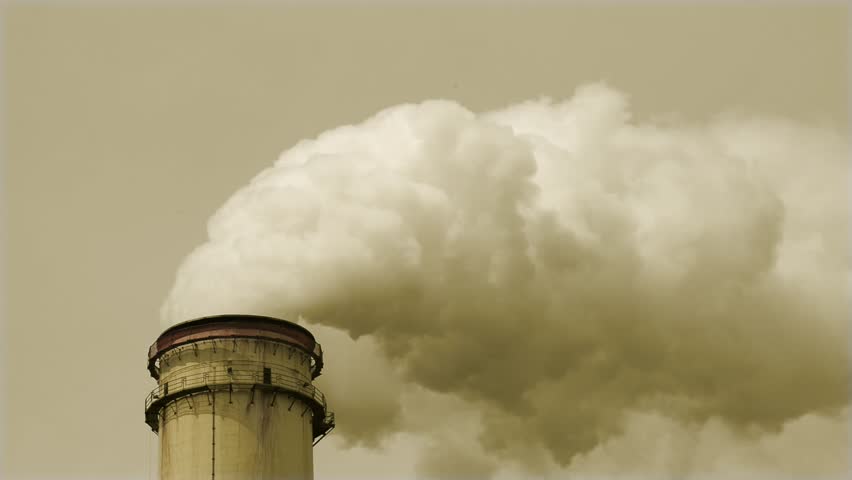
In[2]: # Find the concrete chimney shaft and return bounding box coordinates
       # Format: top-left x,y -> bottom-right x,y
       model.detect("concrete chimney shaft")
145,314 -> 334,480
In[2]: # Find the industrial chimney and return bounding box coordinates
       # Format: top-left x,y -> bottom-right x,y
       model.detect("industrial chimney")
144,314 -> 335,479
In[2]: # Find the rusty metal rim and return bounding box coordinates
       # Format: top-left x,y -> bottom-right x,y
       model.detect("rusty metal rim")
159,314 -> 316,341
148,314 -> 324,380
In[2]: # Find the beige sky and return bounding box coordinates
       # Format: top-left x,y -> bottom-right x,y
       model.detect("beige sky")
1,4 -> 848,479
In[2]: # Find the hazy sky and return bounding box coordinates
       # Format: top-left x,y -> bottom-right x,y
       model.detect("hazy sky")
1,3 -> 848,480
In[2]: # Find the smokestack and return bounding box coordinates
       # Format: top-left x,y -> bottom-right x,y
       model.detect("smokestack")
144,314 -> 334,479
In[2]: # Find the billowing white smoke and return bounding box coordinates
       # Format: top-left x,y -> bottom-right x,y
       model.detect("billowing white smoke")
162,84 -> 848,477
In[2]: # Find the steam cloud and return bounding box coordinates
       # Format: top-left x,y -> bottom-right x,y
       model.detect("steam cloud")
162,84 -> 849,477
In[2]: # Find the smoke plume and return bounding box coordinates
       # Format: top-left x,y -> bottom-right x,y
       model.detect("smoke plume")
162,84 -> 848,477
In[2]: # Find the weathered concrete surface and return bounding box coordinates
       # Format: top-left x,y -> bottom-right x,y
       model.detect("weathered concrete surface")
152,330 -> 322,480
